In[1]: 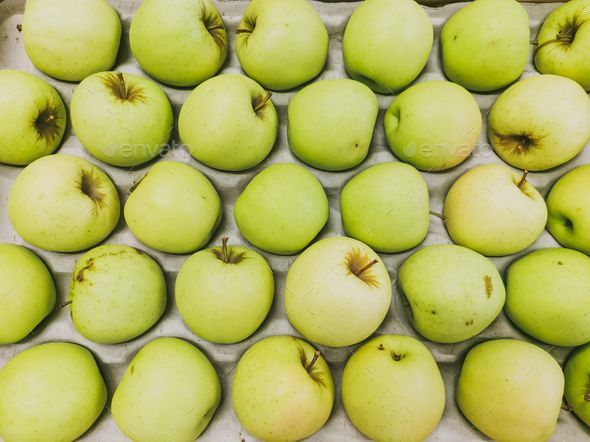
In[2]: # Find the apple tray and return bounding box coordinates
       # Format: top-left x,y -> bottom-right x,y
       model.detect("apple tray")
0,1 -> 588,441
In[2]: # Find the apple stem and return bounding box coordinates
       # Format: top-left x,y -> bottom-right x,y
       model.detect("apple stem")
61,300 -> 72,308
429,211 -> 446,222
116,72 -> 128,100
306,351 -> 321,371
221,237 -> 229,263
517,170 -> 529,190
354,259 -> 378,277
253,91 -> 272,113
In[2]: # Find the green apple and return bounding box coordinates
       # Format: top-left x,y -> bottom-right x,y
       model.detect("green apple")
443,164 -> 547,256
112,337 -> 221,442
399,244 -> 505,343
505,248 -> 590,346
564,343 -> 590,427
342,335 -> 445,442
0,342 -> 107,442
70,244 -> 166,344
0,70 -> 66,166
71,71 -> 173,167
175,237 -> 274,344
546,165 -> 590,254
489,74 -> 590,171
535,0 -> 590,91
0,244 -> 55,344
236,0 -> 329,91
288,78 -> 378,171
125,161 -> 222,254
441,0 -> 530,92
232,335 -> 334,441
22,0 -> 121,82
384,80 -> 482,171
8,154 -> 120,253
457,339 -> 564,442
342,0 -> 433,94
341,162 -> 429,253
285,236 -> 391,347
130,0 -> 227,87
179,74 -> 278,171
234,163 -> 328,255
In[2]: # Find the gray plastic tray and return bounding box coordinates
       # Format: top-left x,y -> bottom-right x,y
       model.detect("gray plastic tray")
1,0 -> 589,440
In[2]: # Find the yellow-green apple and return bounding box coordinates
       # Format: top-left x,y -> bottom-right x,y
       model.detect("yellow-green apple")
0,70 -> 66,166
8,154 -> 120,252
564,343 -> 590,427
22,0 -> 121,82
384,80 -> 482,171
0,244 -> 55,344
505,248 -> 590,346
546,165 -> 590,254
288,78 -> 378,171
130,0 -> 227,87
343,0 -> 433,94
399,244 -> 505,343
457,339 -> 564,442
340,162 -> 429,253
0,342 -> 106,442
232,336 -> 333,441
285,236 -> 391,347
69,244 -> 166,344
489,75 -> 590,171
112,337 -> 221,441
236,0 -> 328,91
71,72 -> 173,167
234,163 -> 328,255
342,335 -> 445,442
441,0 -> 529,92
443,164 -> 547,256
535,0 -> 590,91
175,238 -> 274,344
179,74 -> 277,171
124,161 -> 222,254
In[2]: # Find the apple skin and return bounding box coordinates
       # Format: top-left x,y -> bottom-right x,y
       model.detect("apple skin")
505,248 -> 590,347
232,335 -> 334,441
288,79 -> 378,171
22,0 -> 121,82
175,238 -> 274,344
234,163 -> 329,255
341,162 -> 429,253
112,337 -> 221,442
546,165 -> 590,254
457,339 -> 564,442
0,244 -> 55,344
489,74 -> 590,171
236,0 -> 328,91
179,74 -> 278,171
0,70 -> 66,166
285,236 -> 392,347
441,0 -> 529,92
342,335 -> 445,442
343,0 -> 433,94
70,244 -> 167,344
71,71 -> 173,167
0,342 -> 107,442
443,164 -> 547,257
384,80 -> 482,171
564,343 -> 590,427
535,0 -> 590,91
399,245 -> 505,344
125,161 -> 222,254
130,0 -> 227,87
8,154 -> 121,253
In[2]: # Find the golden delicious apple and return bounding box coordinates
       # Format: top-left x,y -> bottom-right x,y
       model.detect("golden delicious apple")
564,343 -> 590,427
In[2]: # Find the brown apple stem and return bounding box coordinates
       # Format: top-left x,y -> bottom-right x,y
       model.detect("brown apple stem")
429,211 -> 446,222
534,36 -> 572,54
354,259 -> 378,277
116,72 -> 128,100
517,170 -> 529,190
306,351 -> 321,371
221,237 -> 229,263
253,91 -> 272,113
61,300 -> 72,308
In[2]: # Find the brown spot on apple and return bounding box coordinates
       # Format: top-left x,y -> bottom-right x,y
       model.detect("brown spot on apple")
484,275 -> 493,298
